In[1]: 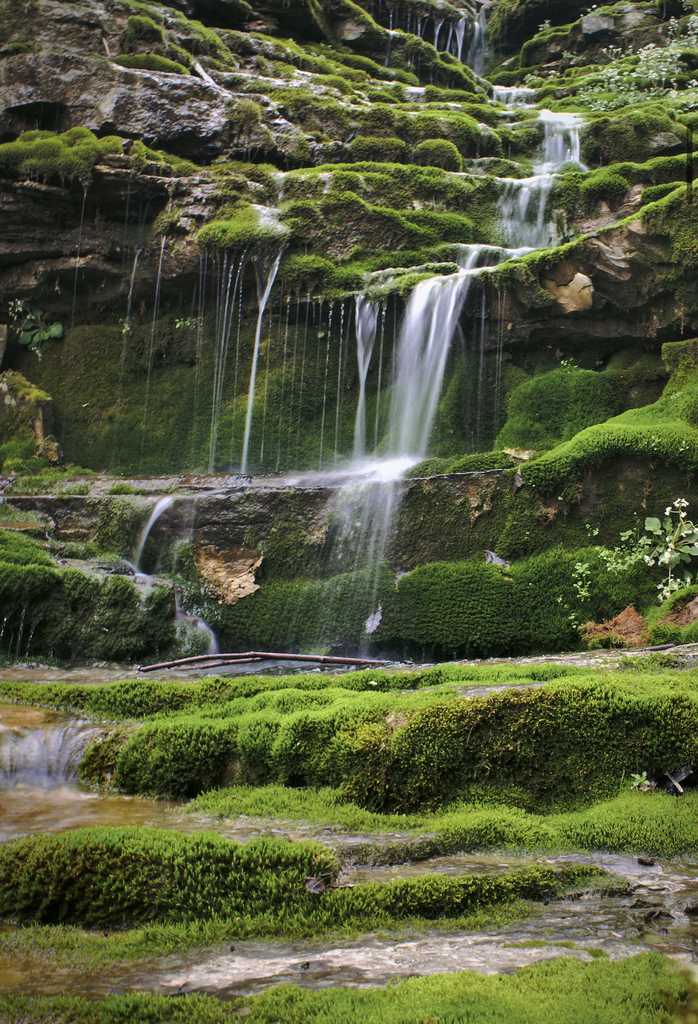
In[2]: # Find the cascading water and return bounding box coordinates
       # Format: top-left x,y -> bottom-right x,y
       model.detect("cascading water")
0,717 -> 98,788
466,5 -> 488,75
388,256 -> 481,459
241,252 -> 282,474
133,495 -> 175,571
133,495 -> 219,653
497,110 -> 585,248
492,85 -> 536,107
319,95 -> 588,644
353,296 -> 380,459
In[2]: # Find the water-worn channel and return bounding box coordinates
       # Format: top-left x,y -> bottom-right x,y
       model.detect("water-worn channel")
2,703 -> 698,1000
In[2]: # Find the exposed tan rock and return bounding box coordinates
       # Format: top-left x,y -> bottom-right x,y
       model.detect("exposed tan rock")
194,544 -> 262,604
543,271 -> 594,313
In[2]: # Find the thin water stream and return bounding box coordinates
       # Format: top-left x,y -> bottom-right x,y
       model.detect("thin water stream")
2,850 -> 698,999
3,704 -> 698,999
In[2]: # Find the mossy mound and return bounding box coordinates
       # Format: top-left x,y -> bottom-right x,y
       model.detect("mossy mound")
57,671 -> 698,810
0,825 -> 597,930
0,530 -> 177,661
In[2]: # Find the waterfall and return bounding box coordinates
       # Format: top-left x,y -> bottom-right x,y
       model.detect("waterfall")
492,85 -> 536,107
0,721 -> 98,788
454,16 -> 467,63
466,5 -> 488,75
353,296 -> 380,459
133,495 -> 175,570
388,248 -> 483,459
241,253 -> 282,474
497,111 -> 585,248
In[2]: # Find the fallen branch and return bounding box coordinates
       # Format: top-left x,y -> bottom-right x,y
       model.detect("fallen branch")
138,651 -> 393,672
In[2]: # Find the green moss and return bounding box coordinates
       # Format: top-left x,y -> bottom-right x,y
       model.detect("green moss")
128,140 -> 198,176
197,204 -> 289,253
0,829 -> 335,925
582,109 -> 686,165
414,138 -> 464,172
0,531 -> 177,661
349,136 -> 408,163
406,451 -> 516,477
0,129 -> 122,184
579,171 -> 630,209
497,368 -> 622,451
122,13 -> 164,47
112,53 -> 190,75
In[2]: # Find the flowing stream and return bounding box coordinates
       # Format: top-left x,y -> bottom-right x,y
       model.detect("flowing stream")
3,703 -> 698,999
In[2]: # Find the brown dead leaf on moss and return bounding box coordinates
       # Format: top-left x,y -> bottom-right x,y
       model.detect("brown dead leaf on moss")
580,605 -> 648,649
664,595 -> 698,628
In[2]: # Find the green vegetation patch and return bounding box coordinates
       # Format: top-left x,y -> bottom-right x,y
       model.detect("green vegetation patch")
37,669 -> 698,811
112,53 -> 191,75
0,829 -> 334,926
0,529 -> 177,661
497,367 -> 622,452
0,129 -> 122,183
192,785 -> 698,859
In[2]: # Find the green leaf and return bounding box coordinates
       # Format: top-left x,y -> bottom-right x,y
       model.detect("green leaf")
645,517 -> 662,533
18,332 -> 35,346
48,323 -> 63,339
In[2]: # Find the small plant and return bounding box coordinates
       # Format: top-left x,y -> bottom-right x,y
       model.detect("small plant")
8,299 -> 63,359
630,771 -> 649,790
639,499 -> 698,602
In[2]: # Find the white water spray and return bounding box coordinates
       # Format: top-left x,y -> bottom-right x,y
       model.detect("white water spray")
241,253 -> 282,474
353,296 -> 380,459
133,496 -> 175,570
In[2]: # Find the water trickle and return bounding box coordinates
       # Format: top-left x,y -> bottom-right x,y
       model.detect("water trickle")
333,301 -> 346,465
133,496 -> 175,570
209,254 -> 246,473
241,253 -> 282,474
466,5 -> 488,75
318,305 -> 333,470
353,296 -> 380,459
433,17 -> 444,48
140,235 -> 167,471
453,16 -> 466,63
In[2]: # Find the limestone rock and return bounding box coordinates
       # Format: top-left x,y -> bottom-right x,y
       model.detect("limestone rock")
646,132 -> 683,155
194,544 -> 262,604
581,13 -> 615,35
544,272 -> 594,313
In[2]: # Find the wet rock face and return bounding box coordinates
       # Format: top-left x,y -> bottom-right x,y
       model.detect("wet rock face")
484,221 -> 683,351
1,53 -> 234,159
